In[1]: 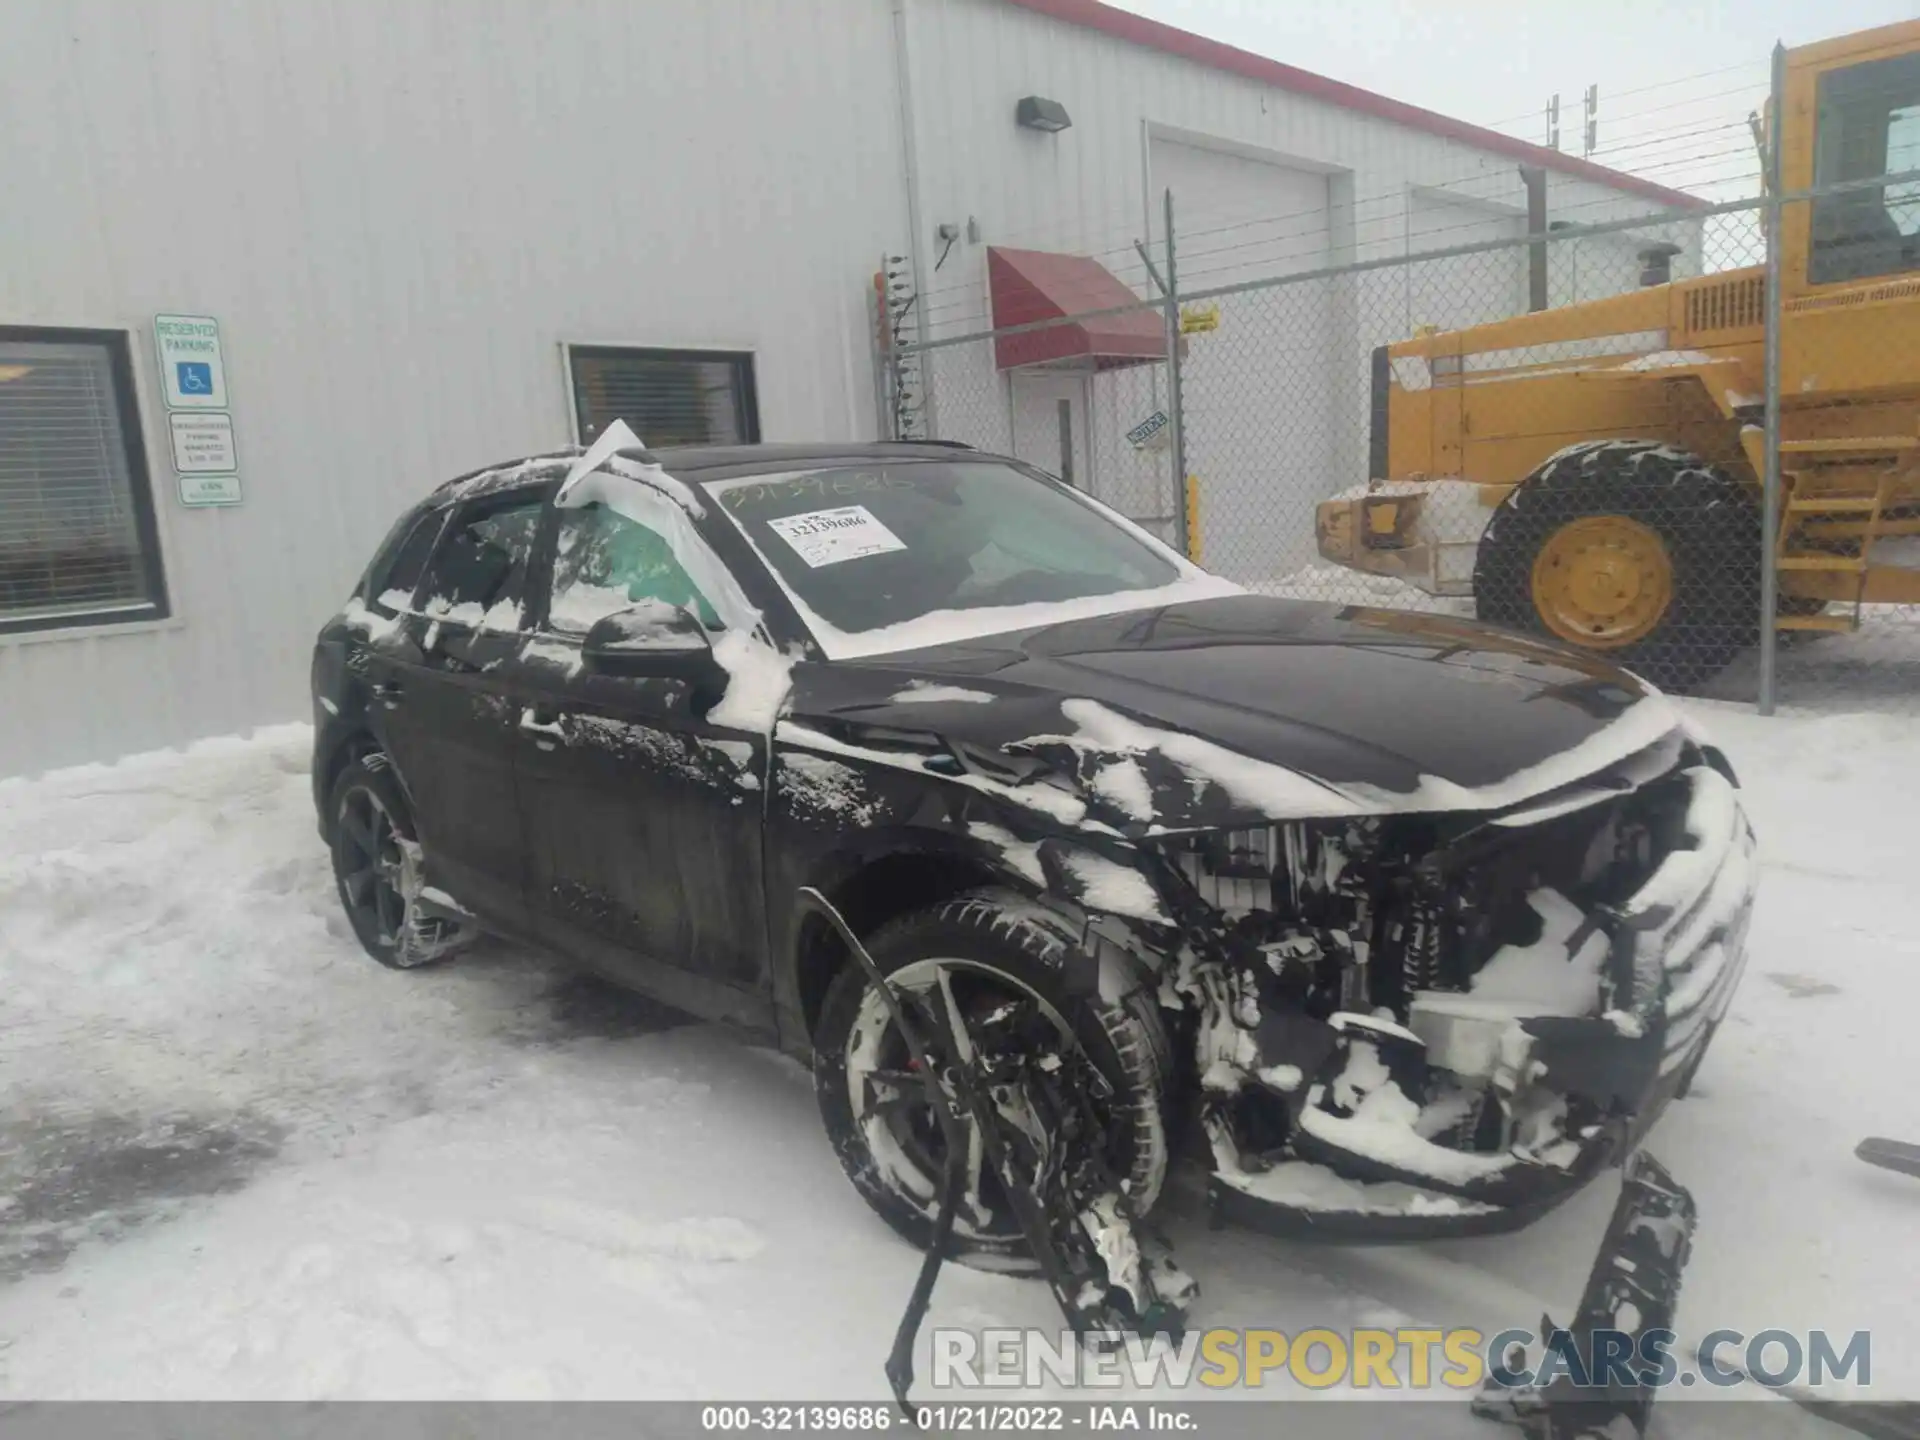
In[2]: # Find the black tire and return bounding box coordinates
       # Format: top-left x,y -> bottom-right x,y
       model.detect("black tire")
813,889 -> 1169,1268
1474,440 -> 1761,692
327,750 -> 475,969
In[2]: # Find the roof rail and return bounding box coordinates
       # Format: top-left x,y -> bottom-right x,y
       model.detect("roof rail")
433,447 -> 581,493
906,438 -> 974,450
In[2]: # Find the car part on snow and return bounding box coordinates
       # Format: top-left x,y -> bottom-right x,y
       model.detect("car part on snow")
797,887 -> 1192,1415
326,752 -> 475,970
1472,1150 -> 1697,1440
1856,1137 -> 1920,1179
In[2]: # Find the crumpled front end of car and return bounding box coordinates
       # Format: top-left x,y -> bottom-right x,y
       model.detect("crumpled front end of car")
1144,729 -> 1756,1238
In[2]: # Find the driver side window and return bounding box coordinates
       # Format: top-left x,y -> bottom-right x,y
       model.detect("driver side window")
548,501 -> 722,634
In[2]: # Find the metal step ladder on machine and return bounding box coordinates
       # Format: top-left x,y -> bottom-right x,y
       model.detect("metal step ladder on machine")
1773,434 -> 1917,635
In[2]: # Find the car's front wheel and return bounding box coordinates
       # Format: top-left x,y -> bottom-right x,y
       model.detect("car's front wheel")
328,750 -> 475,969
812,890 -> 1169,1270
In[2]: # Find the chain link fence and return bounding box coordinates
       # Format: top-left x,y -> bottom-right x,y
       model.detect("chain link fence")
878,153 -> 1920,715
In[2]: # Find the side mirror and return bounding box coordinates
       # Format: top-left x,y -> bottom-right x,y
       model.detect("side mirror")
581,603 -> 723,687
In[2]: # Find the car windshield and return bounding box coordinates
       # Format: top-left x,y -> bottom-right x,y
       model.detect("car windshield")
706,460 -> 1183,642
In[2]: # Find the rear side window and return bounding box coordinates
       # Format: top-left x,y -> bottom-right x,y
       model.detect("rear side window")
417,494 -> 545,631
365,508 -> 447,616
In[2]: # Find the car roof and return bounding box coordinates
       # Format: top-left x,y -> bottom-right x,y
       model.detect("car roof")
642,440 -> 982,475
431,440 -> 987,502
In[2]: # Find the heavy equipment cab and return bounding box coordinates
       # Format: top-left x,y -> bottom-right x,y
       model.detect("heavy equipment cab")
1317,19 -> 1920,690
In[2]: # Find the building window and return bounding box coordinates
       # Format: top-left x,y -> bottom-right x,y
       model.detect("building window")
568,346 -> 760,449
1,328 -> 168,635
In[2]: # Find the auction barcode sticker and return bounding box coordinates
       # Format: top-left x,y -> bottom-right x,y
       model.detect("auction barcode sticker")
765,505 -> 908,568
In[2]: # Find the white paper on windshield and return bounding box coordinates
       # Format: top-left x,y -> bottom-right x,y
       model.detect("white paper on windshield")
766,505 -> 907,568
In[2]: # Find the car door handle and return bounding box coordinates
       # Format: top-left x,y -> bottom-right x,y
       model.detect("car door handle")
518,706 -> 567,749
371,680 -> 404,707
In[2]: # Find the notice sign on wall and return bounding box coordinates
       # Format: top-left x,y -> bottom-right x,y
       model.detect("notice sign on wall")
169,412 -> 237,473
169,413 -> 240,505
178,472 -> 244,507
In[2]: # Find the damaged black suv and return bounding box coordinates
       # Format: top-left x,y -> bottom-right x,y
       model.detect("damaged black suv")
312,435 -> 1754,1342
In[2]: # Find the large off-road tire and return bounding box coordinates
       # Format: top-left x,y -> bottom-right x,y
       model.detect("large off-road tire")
813,890 -> 1169,1269
1474,440 -> 1761,692
327,751 -> 476,969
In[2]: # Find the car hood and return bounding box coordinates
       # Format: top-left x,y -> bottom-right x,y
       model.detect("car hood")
785,594 -> 1684,830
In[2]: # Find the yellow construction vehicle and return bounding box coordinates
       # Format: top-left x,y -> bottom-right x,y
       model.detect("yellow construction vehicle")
1316,18 -> 1920,689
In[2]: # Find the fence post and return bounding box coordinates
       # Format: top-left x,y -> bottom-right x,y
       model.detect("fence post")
1757,40 -> 1786,716
870,266 -> 896,442
1163,188 -> 1191,560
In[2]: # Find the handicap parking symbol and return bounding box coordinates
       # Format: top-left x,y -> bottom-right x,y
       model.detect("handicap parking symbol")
176,361 -> 214,395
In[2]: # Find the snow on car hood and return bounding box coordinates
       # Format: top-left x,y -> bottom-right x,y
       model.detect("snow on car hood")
792,594 -> 1683,828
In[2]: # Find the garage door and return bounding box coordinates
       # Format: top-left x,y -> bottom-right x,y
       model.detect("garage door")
1146,137 -> 1334,583
1401,193 -> 1527,334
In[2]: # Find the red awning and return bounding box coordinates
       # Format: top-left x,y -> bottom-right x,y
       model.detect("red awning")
986,246 -> 1167,371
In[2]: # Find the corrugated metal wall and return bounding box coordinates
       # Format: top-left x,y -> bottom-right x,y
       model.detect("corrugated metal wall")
0,0 -> 907,777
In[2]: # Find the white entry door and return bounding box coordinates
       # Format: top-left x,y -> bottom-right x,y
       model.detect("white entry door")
1009,370 -> 1090,491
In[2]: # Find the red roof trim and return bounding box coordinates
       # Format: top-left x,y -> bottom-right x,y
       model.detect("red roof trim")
1001,0 -> 1709,212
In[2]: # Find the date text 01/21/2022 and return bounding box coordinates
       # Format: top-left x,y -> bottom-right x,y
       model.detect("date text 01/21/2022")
698,1405 -> 1198,1432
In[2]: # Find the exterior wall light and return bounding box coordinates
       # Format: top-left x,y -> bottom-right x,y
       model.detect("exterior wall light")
1016,96 -> 1072,133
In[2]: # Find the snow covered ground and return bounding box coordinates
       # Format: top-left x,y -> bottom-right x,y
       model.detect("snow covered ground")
1,706 -> 1916,1425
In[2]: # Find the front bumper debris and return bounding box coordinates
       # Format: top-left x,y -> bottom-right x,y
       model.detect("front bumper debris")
1205,764 -> 1755,1240
1472,1150 -> 1698,1440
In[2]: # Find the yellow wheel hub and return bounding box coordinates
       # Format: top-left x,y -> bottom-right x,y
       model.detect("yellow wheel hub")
1530,515 -> 1673,649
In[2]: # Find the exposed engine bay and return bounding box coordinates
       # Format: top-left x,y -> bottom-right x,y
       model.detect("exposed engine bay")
1143,727 -> 1754,1233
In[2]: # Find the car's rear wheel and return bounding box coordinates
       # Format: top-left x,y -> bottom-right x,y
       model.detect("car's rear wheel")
812,890 -> 1168,1269
328,751 -> 474,969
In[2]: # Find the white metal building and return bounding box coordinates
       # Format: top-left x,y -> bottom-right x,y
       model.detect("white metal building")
0,0 -> 1698,777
